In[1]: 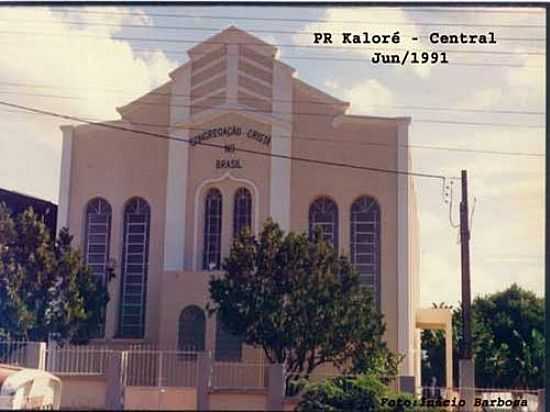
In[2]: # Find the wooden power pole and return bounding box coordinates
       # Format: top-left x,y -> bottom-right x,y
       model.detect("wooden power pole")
460,169 -> 472,360
459,169 -> 474,406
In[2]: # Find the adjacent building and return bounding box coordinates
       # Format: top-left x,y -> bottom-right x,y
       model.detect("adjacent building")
0,187 -> 57,237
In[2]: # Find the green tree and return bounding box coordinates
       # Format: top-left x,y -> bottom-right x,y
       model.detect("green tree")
0,203 -> 112,344
421,285 -> 544,389
208,219 -> 400,389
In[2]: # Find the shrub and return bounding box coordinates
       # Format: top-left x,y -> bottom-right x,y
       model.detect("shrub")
296,375 -> 386,412
295,375 -> 445,412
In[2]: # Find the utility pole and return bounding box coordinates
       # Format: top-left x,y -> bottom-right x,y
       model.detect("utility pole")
459,169 -> 475,406
460,169 -> 472,360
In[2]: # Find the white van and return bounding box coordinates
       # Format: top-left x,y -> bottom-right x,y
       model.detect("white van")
0,364 -> 62,410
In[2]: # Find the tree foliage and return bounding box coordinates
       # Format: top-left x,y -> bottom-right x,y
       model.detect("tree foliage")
208,219 -> 400,388
421,284 -> 544,388
0,204 -> 112,344
296,374 -> 441,412
296,375 -> 388,412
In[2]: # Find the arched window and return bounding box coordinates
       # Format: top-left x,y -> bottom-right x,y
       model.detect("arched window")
119,197 -> 151,338
178,306 -> 206,352
215,316 -> 242,362
203,188 -> 222,270
309,197 -> 339,249
84,198 -> 112,286
350,196 -> 381,302
233,187 -> 252,239
84,198 -> 112,337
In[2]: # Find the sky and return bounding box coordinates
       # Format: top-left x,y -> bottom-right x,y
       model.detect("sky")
0,5 -> 544,307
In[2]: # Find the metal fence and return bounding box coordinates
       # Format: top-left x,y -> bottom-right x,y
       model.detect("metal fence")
0,339 -> 28,366
211,361 -> 268,390
124,349 -> 198,388
46,345 -> 112,375
0,340 -> 44,369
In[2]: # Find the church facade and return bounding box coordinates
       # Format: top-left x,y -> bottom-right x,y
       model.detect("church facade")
57,27 -> 447,389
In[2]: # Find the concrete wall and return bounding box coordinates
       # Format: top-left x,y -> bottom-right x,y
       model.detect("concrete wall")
67,121 -> 169,342
124,387 -> 197,410
124,387 -> 274,411
209,390 -> 267,411
290,102 -> 402,355
58,375 -> 107,410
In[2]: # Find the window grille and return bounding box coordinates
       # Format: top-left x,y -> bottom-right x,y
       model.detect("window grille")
203,188 -> 223,270
350,196 -> 381,303
233,187 -> 252,239
119,197 -> 151,338
308,197 -> 339,249
84,197 -> 112,337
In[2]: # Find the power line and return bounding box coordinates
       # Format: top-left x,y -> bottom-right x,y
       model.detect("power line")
0,99 -> 453,181
0,81 -> 543,116
126,45 -> 544,69
2,89 -> 546,133
3,17 -> 546,44
408,144 -> 543,158
0,81 -> 544,116
0,30 -> 544,57
399,7 -> 543,15
0,89 -> 542,129
50,6 -> 547,17
0,39 -> 540,69
1,106 -> 544,158
47,8 -> 545,28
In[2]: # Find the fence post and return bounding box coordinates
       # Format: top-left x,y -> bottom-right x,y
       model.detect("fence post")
157,351 -> 163,388
121,351 -> 128,406
105,351 -> 124,410
24,342 -> 46,370
266,364 -> 284,411
37,342 -> 46,370
46,338 -> 59,372
537,389 -> 545,412
458,359 -> 475,412
197,352 -> 211,411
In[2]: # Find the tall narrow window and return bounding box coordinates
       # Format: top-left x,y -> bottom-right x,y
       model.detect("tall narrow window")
119,197 -> 151,338
84,198 -> 111,337
84,198 -> 112,285
350,196 -> 381,303
203,188 -> 222,270
215,316 -> 242,362
233,187 -> 252,239
309,197 -> 339,249
178,306 -> 206,352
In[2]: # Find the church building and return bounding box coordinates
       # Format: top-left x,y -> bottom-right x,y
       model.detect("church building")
57,26 -> 452,390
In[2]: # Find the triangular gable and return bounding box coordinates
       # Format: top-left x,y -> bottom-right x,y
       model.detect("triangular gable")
187,25 -> 277,58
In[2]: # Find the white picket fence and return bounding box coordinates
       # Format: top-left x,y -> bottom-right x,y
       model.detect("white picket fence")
212,361 -> 268,390
1,339 -> 268,392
